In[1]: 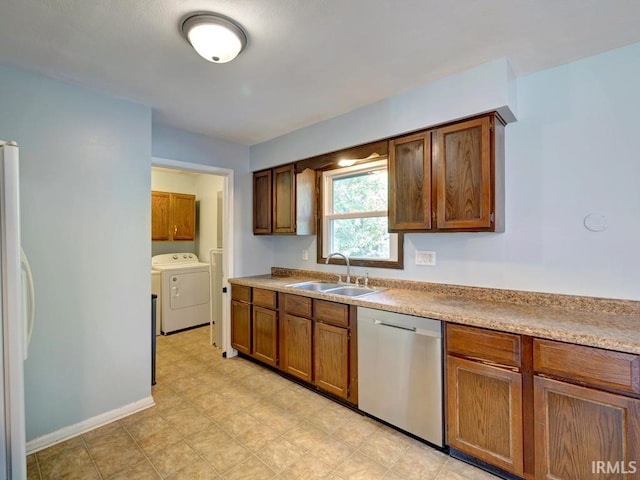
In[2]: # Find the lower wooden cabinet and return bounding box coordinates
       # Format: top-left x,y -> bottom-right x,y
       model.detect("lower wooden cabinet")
446,355 -> 524,476
252,306 -> 278,366
230,300 -> 251,355
314,322 -> 349,399
534,376 -> 640,480
281,313 -> 313,383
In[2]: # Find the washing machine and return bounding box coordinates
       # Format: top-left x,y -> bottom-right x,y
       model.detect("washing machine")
152,253 -> 211,334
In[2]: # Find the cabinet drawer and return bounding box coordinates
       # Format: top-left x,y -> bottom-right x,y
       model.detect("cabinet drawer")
314,299 -> 349,327
231,285 -> 251,303
283,294 -> 312,318
534,338 -> 640,395
446,324 -> 521,368
253,288 -> 277,309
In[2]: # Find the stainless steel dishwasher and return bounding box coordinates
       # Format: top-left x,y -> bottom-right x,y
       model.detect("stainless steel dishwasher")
358,307 -> 443,447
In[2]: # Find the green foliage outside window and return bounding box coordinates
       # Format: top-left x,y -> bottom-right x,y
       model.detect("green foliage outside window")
330,171 -> 389,259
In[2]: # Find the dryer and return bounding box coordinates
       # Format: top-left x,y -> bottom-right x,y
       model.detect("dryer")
152,253 -> 211,334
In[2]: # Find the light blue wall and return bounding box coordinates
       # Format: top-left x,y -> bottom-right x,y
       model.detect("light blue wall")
0,65 -> 152,440
152,123 -> 274,276
250,58 -> 517,170
261,44 -> 640,300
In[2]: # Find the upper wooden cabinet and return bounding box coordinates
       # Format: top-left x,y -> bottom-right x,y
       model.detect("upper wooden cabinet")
389,132 -> 432,230
151,191 -> 196,241
273,165 -> 296,233
253,170 -> 272,234
253,165 -> 315,235
151,191 -> 171,241
389,113 -> 505,232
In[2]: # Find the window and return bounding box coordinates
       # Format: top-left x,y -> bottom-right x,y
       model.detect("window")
320,159 -> 403,269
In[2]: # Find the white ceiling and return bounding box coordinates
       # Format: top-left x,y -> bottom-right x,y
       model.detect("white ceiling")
1,0 -> 640,145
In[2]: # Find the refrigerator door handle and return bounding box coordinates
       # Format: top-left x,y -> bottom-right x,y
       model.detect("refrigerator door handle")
20,247 -> 35,359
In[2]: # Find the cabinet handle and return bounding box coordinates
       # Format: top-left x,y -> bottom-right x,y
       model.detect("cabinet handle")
174,225 -> 178,235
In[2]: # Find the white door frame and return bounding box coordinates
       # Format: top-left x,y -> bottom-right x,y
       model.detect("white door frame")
151,156 -> 235,357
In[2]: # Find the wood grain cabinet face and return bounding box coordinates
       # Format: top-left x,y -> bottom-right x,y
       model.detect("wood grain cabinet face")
435,116 -> 492,230
534,376 -> 640,480
314,322 -> 349,399
151,191 -> 171,241
388,132 -> 432,231
388,113 -> 504,233
446,355 -> 524,476
273,164 -> 296,234
281,313 -> 313,382
171,193 -> 196,240
253,165 -> 315,235
231,300 -> 251,355
534,338 -> 640,395
446,323 -> 521,368
252,306 -> 278,366
253,170 -> 272,234
151,191 -> 196,241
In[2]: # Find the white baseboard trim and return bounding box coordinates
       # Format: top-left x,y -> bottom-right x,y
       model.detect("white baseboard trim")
25,395 -> 155,454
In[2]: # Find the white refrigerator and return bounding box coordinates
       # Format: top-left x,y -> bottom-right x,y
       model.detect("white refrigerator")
0,140 -> 35,479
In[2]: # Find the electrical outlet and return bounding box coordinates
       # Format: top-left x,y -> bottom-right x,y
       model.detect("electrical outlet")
302,250 -> 309,261
415,250 -> 436,266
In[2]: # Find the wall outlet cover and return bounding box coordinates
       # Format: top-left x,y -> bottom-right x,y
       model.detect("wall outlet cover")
415,250 -> 436,266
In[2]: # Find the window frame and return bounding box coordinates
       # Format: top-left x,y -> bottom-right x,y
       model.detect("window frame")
317,159 -> 404,270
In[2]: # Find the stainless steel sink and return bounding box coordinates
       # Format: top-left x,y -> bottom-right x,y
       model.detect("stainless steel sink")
285,281 -> 342,291
286,281 -> 386,297
326,286 -> 385,297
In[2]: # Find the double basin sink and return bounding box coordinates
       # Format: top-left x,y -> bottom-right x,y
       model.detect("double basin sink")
285,281 -> 386,298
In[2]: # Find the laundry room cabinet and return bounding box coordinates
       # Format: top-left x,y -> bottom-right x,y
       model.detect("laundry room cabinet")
151,190 -> 196,241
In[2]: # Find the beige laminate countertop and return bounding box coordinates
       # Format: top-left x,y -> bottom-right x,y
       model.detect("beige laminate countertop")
229,273 -> 640,355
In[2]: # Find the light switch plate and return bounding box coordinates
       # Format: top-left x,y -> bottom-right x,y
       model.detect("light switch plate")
302,250 -> 309,261
415,250 -> 436,266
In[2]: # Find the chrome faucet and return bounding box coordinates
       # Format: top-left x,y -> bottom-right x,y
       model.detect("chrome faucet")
325,252 -> 351,284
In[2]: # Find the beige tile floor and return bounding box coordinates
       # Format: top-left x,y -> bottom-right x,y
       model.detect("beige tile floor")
27,326 -> 499,479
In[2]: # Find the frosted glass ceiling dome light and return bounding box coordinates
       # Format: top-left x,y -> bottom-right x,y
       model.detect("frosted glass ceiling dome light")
181,13 -> 247,63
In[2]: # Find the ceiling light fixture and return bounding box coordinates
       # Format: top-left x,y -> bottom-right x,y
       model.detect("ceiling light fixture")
181,13 -> 247,63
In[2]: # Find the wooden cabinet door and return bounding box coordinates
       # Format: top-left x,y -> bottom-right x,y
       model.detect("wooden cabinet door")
272,164 -> 296,234
253,170 -> 272,234
231,300 -> 251,355
151,191 -> 171,241
446,355 -> 524,476
434,116 -> 492,230
388,132 -> 432,231
281,313 -> 312,382
314,322 -> 349,399
252,306 -> 278,366
170,193 -> 196,240
535,376 -> 640,480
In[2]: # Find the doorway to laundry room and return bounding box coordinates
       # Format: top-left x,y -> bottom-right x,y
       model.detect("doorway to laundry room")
150,158 -> 234,360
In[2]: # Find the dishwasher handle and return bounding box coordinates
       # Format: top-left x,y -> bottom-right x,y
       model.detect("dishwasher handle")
374,319 -> 415,332
373,319 -> 442,338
